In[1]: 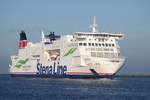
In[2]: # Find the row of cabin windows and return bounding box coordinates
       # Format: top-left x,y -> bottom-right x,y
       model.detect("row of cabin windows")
91,52 -> 120,58
85,48 -> 114,51
76,38 -> 112,42
79,43 -> 115,47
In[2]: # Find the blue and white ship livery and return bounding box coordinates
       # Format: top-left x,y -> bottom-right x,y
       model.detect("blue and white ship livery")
10,17 -> 126,78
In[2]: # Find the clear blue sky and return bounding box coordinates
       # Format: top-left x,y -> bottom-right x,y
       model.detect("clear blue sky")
0,0 -> 150,74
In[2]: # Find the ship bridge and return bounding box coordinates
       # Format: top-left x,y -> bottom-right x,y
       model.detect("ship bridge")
72,17 -> 124,59
75,32 -> 124,40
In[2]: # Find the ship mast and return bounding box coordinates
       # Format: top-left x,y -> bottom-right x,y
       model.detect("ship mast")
41,30 -> 45,43
90,16 -> 98,33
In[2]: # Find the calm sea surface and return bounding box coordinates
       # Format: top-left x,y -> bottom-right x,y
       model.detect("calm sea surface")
0,75 -> 150,100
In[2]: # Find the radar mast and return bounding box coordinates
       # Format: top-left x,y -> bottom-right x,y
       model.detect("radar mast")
90,16 -> 98,33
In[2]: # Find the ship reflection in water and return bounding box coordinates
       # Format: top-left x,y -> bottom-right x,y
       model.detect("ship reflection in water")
0,75 -> 150,100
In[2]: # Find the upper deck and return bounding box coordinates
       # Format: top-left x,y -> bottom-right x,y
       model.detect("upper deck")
75,32 -> 124,40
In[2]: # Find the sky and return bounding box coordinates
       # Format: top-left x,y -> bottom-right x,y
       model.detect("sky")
0,0 -> 150,74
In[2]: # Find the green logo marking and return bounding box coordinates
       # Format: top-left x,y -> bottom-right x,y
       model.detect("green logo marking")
15,58 -> 29,68
64,48 -> 77,56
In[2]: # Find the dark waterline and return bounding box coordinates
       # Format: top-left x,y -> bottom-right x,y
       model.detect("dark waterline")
0,75 -> 150,100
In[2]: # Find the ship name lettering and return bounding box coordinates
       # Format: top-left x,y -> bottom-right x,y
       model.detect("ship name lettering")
37,63 -> 67,75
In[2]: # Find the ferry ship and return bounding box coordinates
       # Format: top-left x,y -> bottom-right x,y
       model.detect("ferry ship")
10,17 -> 126,78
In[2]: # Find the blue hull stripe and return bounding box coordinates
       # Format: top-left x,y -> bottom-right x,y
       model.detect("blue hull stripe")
10,74 -> 113,79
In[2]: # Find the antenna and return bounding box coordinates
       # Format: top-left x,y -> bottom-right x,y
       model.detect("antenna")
93,16 -> 96,25
90,16 -> 98,33
41,30 -> 45,43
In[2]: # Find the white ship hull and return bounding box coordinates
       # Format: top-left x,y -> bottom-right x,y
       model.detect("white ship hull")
10,56 -> 126,78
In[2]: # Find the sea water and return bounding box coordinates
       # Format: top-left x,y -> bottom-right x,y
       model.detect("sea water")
0,75 -> 150,100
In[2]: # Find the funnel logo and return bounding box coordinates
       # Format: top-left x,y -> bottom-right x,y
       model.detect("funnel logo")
15,58 -> 29,68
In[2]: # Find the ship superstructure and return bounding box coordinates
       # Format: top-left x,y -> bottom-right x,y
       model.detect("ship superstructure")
10,17 -> 126,78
